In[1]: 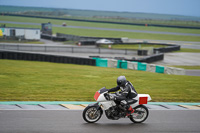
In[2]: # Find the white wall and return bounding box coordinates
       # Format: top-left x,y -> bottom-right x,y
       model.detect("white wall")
0,28 -> 40,40
24,29 -> 40,40
15,29 -> 25,36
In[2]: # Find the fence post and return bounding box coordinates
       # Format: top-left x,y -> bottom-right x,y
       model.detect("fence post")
125,49 -> 127,55
45,46 -> 47,52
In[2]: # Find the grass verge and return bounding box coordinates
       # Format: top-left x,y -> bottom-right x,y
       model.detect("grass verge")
1,16 -> 200,42
0,40 -> 44,44
170,66 -> 200,69
0,59 -> 199,102
1,23 -> 200,42
175,48 -> 200,53
1,15 -> 200,34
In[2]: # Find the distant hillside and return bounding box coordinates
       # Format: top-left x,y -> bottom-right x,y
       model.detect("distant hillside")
1,5 -> 200,22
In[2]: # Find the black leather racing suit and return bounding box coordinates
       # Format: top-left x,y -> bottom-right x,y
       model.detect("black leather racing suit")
108,81 -> 138,109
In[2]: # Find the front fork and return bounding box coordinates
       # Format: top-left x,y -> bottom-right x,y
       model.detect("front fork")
88,102 -> 103,115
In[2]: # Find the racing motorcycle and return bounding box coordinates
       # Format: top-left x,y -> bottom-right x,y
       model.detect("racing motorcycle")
82,87 -> 151,123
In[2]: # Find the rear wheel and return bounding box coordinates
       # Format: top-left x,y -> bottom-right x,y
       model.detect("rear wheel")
129,105 -> 149,123
82,106 -> 102,123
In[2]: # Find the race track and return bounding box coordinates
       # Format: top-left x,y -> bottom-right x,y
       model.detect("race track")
0,110 -> 199,133
1,20 -> 200,37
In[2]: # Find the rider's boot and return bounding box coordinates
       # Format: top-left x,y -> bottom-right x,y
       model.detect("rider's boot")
126,106 -> 134,116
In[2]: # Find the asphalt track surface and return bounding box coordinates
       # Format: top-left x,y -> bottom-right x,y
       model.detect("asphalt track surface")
0,110 -> 200,133
1,20 -> 200,37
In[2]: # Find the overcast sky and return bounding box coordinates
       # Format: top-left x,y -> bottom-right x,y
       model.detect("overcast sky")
0,0 -> 200,17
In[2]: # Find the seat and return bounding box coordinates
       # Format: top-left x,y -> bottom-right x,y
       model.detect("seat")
127,99 -> 137,104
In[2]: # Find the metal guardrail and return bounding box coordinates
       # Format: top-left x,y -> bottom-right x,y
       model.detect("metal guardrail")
0,44 -> 137,55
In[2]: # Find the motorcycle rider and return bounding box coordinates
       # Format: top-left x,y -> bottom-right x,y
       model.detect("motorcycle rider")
107,76 -> 138,116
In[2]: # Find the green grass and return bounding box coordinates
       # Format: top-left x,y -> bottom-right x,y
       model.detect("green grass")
170,66 -> 200,69
175,48 -> 200,53
2,23 -> 200,42
1,5 -> 200,27
1,16 -> 200,42
1,16 -> 200,34
0,59 -> 200,102
55,27 -> 200,42
0,39 -> 44,44
100,44 -> 166,50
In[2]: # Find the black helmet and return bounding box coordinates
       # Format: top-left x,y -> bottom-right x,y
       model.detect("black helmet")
117,76 -> 127,87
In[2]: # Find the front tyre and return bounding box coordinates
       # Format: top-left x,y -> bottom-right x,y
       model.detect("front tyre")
129,105 -> 149,123
82,106 -> 102,123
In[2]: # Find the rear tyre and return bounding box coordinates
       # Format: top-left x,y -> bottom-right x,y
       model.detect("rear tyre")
129,105 -> 149,123
82,106 -> 102,123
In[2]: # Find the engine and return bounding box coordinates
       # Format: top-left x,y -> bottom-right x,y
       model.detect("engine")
105,106 -> 125,120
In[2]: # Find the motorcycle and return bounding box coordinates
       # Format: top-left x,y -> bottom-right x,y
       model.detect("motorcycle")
82,87 -> 151,123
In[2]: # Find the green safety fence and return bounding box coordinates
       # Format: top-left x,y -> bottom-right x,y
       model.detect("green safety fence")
92,58 -> 180,75
137,62 -> 147,71
155,65 -> 165,73
117,60 -> 127,69
93,58 -> 108,67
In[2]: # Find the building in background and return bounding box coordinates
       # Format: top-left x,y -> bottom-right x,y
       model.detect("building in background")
41,22 -> 52,35
0,27 -> 40,40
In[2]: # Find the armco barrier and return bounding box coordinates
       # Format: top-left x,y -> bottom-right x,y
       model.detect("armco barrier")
91,53 -> 164,64
93,58 -> 108,67
135,53 -> 164,63
137,50 -> 148,56
90,57 -> 186,75
107,59 -> 118,68
127,62 -> 138,70
155,66 -> 165,73
79,41 -> 96,45
164,67 -> 185,75
153,45 -> 180,53
41,34 -> 66,41
137,62 -> 147,71
56,33 -> 122,43
0,50 -> 96,66
0,44 -> 137,55
0,51 -> 185,75
147,64 -> 156,72
120,43 -> 180,54
117,60 -> 128,69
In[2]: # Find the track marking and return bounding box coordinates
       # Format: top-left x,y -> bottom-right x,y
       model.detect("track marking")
80,104 -> 88,107
61,104 -> 85,110
179,105 -> 200,109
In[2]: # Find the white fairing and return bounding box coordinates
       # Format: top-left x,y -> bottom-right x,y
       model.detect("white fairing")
96,92 -> 151,110
97,93 -> 116,110
131,94 -> 152,108
138,94 -> 152,101
100,101 -> 116,110
97,93 -> 107,102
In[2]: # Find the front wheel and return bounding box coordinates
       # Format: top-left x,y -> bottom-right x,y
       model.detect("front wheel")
129,105 -> 149,123
82,106 -> 102,123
